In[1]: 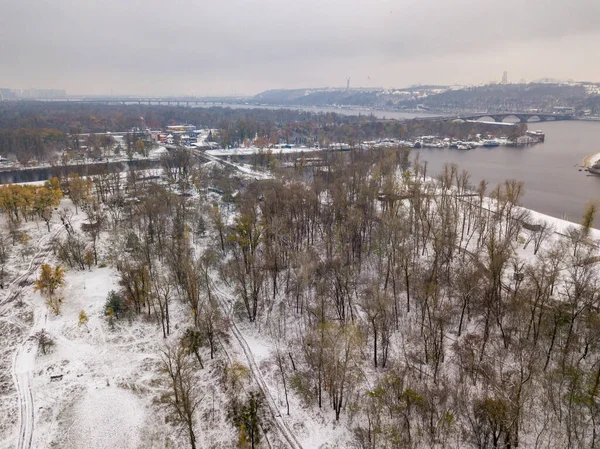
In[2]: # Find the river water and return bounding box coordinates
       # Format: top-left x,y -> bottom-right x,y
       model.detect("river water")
8,103 -> 598,226
254,105 -> 600,226
195,102 -> 438,120
225,104 -> 600,226
411,120 -> 600,226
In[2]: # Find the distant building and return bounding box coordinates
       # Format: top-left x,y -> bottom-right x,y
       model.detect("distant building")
0,88 -> 66,100
166,124 -> 196,133
0,88 -> 18,100
584,85 -> 600,95
553,106 -> 575,114
20,88 -> 66,99
501,70 -> 508,85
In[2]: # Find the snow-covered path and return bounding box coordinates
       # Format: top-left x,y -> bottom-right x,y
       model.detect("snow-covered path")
210,279 -> 303,449
12,327 -> 37,449
0,225 -> 64,449
0,226 -> 62,308
193,149 -> 272,180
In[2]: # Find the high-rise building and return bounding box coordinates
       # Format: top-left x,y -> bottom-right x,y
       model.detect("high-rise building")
501,70 -> 508,84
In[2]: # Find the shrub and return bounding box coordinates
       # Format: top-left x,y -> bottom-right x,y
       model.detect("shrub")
104,290 -> 126,320
229,391 -> 270,449
289,371 -> 313,406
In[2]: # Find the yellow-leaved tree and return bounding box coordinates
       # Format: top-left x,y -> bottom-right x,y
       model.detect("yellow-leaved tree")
68,174 -> 93,213
34,264 -> 65,314
78,310 -> 89,327
0,181 -> 62,231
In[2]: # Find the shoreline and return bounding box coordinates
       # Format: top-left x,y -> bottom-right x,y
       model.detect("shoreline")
583,152 -> 600,168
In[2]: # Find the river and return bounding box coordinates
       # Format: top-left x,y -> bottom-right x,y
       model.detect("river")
214,105 -> 600,226
411,120 -> 600,226
193,102 -> 438,120
287,105 -> 600,226
8,103 -> 599,226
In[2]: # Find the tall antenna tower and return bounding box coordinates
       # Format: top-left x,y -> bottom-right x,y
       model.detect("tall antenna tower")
346,77 -> 351,90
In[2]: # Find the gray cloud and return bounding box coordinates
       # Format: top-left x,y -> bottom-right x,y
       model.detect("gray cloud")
1,0 -> 599,95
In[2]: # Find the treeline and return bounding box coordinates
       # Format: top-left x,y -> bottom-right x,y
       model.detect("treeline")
418,83 -> 587,113
251,83 -> 592,113
0,179 -> 63,230
0,102 -> 353,133
583,95 -> 600,114
0,128 -> 67,163
0,103 -> 526,164
220,119 -> 526,148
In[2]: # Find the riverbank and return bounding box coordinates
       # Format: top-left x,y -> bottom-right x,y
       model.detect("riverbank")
583,152 -> 600,167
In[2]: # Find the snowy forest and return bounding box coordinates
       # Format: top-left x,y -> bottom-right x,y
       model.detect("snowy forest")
0,102 -> 524,164
0,145 -> 599,449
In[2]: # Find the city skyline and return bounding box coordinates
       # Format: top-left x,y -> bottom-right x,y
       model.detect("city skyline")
3,74 -> 599,99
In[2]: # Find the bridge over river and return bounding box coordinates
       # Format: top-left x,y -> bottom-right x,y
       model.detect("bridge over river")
16,96 -> 247,107
454,112 -> 574,123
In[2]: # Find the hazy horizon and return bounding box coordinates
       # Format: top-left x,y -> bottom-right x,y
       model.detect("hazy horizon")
2,0 -> 599,96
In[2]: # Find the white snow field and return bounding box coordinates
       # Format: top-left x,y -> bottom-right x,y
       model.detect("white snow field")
0,205 -> 165,449
59,386 -> 145,449
28,267 -> 155,449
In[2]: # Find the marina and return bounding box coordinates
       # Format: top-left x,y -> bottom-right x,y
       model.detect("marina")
414,120 -> 600,226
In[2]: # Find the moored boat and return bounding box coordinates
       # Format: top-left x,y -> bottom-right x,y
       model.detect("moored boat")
483,140 -> 500,147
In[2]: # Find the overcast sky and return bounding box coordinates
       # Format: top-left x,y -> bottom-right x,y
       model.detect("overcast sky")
1,0 -> 599,96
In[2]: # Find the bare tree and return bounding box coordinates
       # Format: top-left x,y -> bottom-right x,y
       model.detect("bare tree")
0,229 -> 11,288
151,274 -> 173,338
227,212 -> 265,322
275,348 -> 290,416
82,198 -> 105,265
161,342 -> 203,449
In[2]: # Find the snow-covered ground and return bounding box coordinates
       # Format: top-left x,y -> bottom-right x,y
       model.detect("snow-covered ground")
207,146 -> 323,157
29,267 -> 154,449
1,164 -> 600,449
0,193 -> 355,448
583,151 -> 600,167
0,197 -> 291,448
148,145 -> 168,159
210,280 -> 352,449
0,206 -> 172,449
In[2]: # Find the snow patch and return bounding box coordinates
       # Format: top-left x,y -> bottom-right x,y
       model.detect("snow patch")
60,386 -> 145,449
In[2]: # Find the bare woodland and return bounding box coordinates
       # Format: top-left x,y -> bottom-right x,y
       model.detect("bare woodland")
3,145 -> 600,449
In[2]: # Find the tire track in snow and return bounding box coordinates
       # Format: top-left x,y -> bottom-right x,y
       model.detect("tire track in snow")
2,225 -> 65,449
0,226 -> 63,309
210,279 -> 303,449
12,322 -> 38,449
192,149 -> 272,180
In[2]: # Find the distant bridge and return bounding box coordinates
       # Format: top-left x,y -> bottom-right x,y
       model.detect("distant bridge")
19,96 -> 247,107
454,112 -> 574,123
